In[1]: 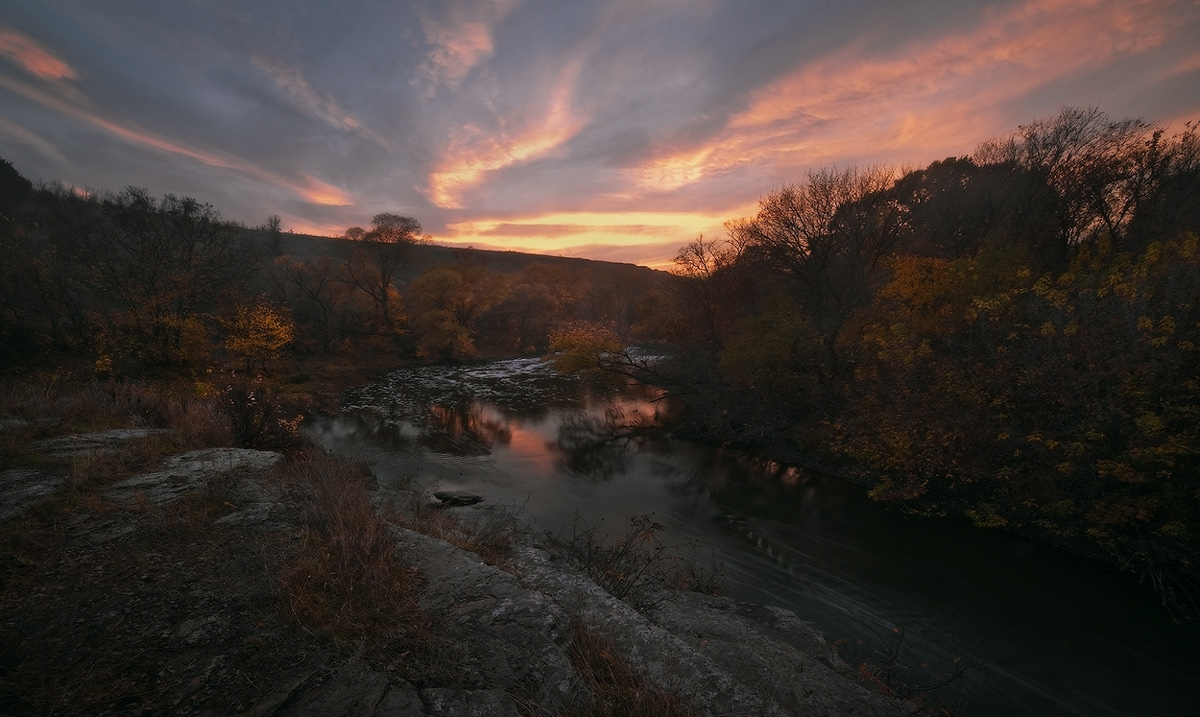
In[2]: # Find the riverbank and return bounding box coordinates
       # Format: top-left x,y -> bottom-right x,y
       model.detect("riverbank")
0,377 -> 910,716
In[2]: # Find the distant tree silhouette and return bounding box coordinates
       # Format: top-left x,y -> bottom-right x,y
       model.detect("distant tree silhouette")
341,213 -> 424,337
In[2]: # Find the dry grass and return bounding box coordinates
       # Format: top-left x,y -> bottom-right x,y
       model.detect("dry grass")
548,513 -> 725,611
515,622 -> 699,717
0,375 -> 234,448
390,488 -> 526,569
272,450 -> 426,655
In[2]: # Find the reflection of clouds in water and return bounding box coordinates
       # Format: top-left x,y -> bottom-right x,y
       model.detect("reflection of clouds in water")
504,422 -> 557,476
338,357 -> 670,481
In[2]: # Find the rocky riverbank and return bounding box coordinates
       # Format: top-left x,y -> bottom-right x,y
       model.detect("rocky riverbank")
1,423 -> 909,716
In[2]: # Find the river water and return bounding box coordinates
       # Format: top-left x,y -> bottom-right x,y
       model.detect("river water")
308,357 -> 1200,716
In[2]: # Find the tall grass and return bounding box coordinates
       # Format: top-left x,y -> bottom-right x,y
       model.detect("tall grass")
273,450 -> 425,654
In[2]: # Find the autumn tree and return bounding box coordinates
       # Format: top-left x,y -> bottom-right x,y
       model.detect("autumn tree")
342,213 -> 424,337
404,256 -> 509,361
222,299 -> 295,372
0,160 -> 40,362
547,321 -> 623,376
66,187 -> 248,366
971,106 -> 1193,267
494,262 -> 583,352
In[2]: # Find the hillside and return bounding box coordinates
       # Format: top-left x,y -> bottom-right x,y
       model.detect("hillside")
238,228 -> 663,286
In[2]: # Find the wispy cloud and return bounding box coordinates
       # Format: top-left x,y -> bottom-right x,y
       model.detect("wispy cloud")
637,0 -> 1188,192
3,1 -> 1198,268
0,114 -> 67,163
252,55 -> 390,146
426,58 -> 586,208
0,28 -> 76,81
415,0 -> 521,90
0,72 -> 350,205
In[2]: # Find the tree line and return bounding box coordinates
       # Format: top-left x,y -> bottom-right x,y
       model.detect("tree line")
0,165 -> 651,375
615,107 -> 1200,617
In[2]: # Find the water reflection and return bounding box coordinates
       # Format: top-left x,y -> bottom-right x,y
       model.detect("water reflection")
313,359 -> 1200,717
552,403 -> 665,480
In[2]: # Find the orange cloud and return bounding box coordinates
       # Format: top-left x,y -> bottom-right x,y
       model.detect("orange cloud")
0,72 -> 351,205
441,207 -> 748,267
427,59 -> 586,208
292,174 -> 353,206
638,0 -> 1186,192
0,29 -> 76,81
416,0 -> 520,89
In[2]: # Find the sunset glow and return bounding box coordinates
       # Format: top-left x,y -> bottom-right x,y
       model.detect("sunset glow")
2,1 -> 1197,266
0,29 -> 76,81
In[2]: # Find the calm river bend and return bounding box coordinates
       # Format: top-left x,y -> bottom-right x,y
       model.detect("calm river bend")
308,357 -> 1200,717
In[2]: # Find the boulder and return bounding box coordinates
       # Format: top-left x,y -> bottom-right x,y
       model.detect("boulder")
433,490 -> 485,506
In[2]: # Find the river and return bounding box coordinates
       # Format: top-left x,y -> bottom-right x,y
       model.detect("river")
308,357 -> 1200,716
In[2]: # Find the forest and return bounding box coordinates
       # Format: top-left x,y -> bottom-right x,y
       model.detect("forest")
2,106 -> 1198,617
620,107 -> 1200,619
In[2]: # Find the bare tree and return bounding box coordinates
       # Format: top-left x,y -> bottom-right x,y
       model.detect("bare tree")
973,106 -> 1166,264
727,165 -> 901,343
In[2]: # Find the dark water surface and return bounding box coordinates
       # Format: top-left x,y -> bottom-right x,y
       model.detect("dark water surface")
309,358 -> 1200,716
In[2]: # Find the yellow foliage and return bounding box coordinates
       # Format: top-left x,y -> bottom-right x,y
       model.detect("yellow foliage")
222,301 -> 295,372
548,322 -> 623,375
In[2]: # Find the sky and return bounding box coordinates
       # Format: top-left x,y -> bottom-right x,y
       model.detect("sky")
2,1 -> 1199,269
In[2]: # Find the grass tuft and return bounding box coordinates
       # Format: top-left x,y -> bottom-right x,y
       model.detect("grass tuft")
514,621 -> 699,717
390,487 -> 526,569
272,450 -> 426,654
548,513 -> 723,610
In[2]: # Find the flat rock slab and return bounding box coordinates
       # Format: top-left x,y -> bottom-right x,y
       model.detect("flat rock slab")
251,657 -> 523,717
512,545 -> 793,717
104,448 -> 283,507
0,468 -> 67,522
649,592 -> 909,717
389,526 -> 579,710
31,428 -> 170,458
421,688 -> 521,716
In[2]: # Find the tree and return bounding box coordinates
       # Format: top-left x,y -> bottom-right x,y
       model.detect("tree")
271,256 -> 358,351
973,107 -> 1173,266
548,321 -> 623,376
405,258 -> 509,361
342,213 -> 424,337
77,187 -> 247,365
222,299 -> 295,372
260,213 -> 284,255
668,235 -> 741,353
494,262 -> 583,352
727,165 -> 901,363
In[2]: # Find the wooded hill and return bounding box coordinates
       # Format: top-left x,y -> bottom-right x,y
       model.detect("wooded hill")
0,171 -> 660,370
